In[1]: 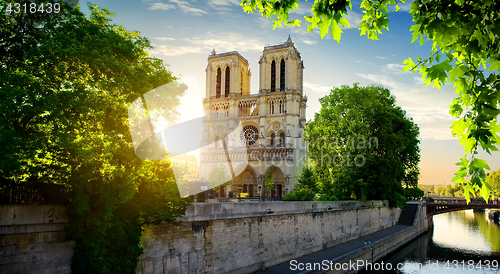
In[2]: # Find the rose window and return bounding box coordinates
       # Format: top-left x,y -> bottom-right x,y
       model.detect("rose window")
240,125 -> 259,145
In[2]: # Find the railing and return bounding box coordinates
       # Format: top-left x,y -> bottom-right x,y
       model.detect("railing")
200,148 -> 294,162
425,198 -> 500,216
0,181 -> 69,205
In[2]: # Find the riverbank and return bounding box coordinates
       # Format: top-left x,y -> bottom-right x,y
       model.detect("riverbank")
254,202 -> 430,274
0,201 -> 401,274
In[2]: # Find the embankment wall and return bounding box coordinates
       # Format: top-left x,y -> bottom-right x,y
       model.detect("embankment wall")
0,201 -> 401,274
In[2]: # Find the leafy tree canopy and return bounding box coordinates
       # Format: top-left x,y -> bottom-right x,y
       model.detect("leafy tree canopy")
264,166 -> 275,194
284,166 -> 319,201
241,0 -> 500,203
486,169 -> 500,198
1,2 -> 188,273
304,84 -> 420,207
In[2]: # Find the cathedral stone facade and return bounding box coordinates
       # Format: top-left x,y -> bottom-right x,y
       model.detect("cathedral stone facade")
198,37 -> 307,200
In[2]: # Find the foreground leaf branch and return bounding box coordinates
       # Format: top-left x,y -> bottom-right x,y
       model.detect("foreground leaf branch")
241,0 -> 500,203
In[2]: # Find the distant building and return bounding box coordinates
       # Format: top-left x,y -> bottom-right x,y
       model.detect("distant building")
198,37 -> 308,200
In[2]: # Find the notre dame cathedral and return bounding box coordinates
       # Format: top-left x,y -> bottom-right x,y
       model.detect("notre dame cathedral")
198,37 -> 307,200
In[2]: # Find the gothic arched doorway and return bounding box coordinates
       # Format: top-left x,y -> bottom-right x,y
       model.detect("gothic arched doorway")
264,166 -> 285,200
233,165 -> 257,197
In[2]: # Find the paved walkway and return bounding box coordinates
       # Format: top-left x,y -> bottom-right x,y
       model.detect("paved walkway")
254,224 -> 412,273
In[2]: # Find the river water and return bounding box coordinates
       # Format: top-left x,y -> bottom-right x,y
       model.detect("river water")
363,210 -> 500,273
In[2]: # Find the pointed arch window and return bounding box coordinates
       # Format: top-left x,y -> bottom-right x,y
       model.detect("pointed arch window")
280,58 -> 285,91
225,67 -> 230,97
271,60 -> 276,92
240,71 -> 243,94
216,68 -> 221,98
215,136 -> 220,148
280,132 -> 285,147
271,133 -> 275,146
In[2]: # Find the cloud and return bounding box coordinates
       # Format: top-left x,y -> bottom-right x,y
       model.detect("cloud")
376,56 -> 388,59
384,63 -> 407,74
152,45 -> 204,56
405,107 -> 454,124
303,82 -> 332,93
356,73 -> 403,91
418,122 -> 456,140
151,33 -> 265,57
356,72 -> 430,95
397,2 -> 412,12
208,0 -> 239,6
148,3 -> 175,10
354,72 -> 457,140
153,37 -> 176,41
343,11 -> 361,29
290,5 -> 311,15
170,0 -> 207,16
302,40 -> 317,45
148,0 -> 207,16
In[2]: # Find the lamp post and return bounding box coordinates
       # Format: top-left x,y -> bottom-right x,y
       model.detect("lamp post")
258,185 -> 262,202
260,209 -> 274,222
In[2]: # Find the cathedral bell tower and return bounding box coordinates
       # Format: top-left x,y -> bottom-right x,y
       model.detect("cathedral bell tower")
258,36 -> 304,95
205,50 -> 251,99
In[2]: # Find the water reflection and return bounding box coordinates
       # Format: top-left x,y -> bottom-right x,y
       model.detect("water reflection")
361,210 -> 500,273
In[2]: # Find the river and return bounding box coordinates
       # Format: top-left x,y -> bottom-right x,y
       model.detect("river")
362,210 -> 500,273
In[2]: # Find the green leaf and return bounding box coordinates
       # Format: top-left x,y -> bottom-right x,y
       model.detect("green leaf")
403,58 -> 416,72
480,180 -> 492,202
427,61 -> 452,89
463,183 -> 474,203
455,157 -> 469,169
469,158 -> 490,174
320,19 -> 331,39
331,19 -> 343,42
380,4 -> 389,14
449,99 -> 463,117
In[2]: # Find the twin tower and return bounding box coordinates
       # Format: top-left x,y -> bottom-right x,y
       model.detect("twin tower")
199,37 -> 307,200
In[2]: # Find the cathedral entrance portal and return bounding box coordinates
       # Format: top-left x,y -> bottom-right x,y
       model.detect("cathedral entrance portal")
264,166 -> 284,201
233,166 -> 257,197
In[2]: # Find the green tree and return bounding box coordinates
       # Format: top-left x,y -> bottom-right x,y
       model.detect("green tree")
404,186 -> 424,199
264,166 -> 275,196
304,84 -> 420,207
285,165 -> 319,201
445,184 -> 454,197
241,0 -> 500,203
0,2 -> 188,273
433,187 -> 442,196
486,169 -> 500,198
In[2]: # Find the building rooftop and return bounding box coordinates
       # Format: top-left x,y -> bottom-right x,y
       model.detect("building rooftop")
208,50 -> 249,64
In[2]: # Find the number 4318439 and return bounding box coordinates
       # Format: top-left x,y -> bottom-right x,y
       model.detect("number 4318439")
6,2 -> 61,14
444,260 -> 499,270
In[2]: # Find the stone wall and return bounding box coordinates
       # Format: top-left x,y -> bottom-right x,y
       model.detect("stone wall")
0,201 -> 402,274
324,201 -> 430,274
0,205 -> 73,274
137,201 -> 401,274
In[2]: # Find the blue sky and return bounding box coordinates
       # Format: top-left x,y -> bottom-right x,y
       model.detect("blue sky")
81,0 -> 499,186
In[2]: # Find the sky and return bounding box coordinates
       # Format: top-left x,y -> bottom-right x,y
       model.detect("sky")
81,0 -> 500,186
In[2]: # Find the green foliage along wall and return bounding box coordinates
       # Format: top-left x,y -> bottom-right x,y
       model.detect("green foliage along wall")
0,2 -> 189,273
